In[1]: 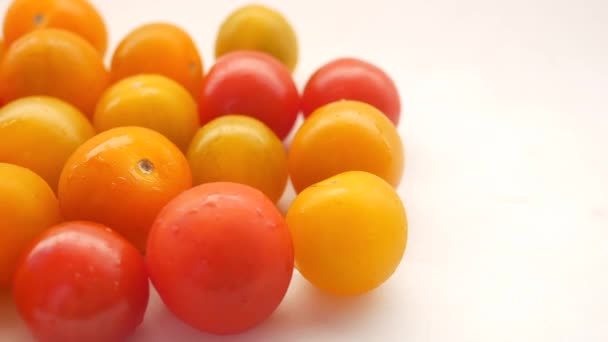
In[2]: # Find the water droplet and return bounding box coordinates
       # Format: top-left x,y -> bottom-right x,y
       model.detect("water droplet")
170,225 -> 181,236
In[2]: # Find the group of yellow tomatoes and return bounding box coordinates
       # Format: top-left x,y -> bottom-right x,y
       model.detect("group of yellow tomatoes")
0,0 -> 408,340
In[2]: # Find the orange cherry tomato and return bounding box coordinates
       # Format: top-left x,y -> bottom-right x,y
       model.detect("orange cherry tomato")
94,74 -> 200,151
0,28 -> 109,117
13,221 -> 149,342
0,39 -> 5,106
3,0 -> 108,55
58,126 -> 192,251
288,100 -> 404,193
0,163 -> 61,289
187,115 -> 288,203
147,182 -> 293,335
110,23 -> 203,97
0,96 -> 95,191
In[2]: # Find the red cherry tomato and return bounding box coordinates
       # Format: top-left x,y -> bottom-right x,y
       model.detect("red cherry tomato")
147,182 -> 294,335
13,221 -> 149,342
198,51 -> 299,140
301,57 -> 401,125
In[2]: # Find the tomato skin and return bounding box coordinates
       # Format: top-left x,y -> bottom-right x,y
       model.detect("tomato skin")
3,0 -> 108,55
286,171 -> 407,296
301,57 -> 401,125
0,163 -> 61,289
0,28 -> 109,117
215,4 -> 299,71
94,74 -> 200,151
198,51 -> 299,140
110,23 -> 203,98
187,115 -> 288,203
0,96 -> 95,191
147,182 -> 294,335
288,100 -> 404,193
13,221 -> 149,342
58,126 -> 192,252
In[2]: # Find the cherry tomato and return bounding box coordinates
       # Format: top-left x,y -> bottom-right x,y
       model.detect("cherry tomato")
301,57 -> 401,125
147,182 -> 294,335
94,74 -> 200,151
3,0 -> 108,55
110,23 -> 203,98
0,96 -> 95,191
198,51 -> 299,140
0,28 -> 109,117
187,115 -> 288,203
288,100 -> 404,193
287,171 -> 407,296
13,221 -> 149,342
216,4 -> 298,71
58,126 -> 192,252
0,163 -> 61,289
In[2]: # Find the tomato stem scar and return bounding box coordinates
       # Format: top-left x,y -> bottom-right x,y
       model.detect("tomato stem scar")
33,14 -> 44,25
138,159 -> 154,174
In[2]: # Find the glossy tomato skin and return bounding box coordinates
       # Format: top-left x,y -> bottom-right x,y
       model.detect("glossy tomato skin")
198,51 -> 299,140
187,115 -> 288,203
3,0 -> 108,55
0,163 -> 61,289
215,4 -> 299,71
58,126 -> 193,252
94,74 -> 200,151
0,96 -> 95,191
13,221 -> 149,342
286,171 -> 407,296
110,23 -> 203,98
288,100 -> 404,193
147,182 -> 294,335
301,57 -> 401,125
0,28 -> 108,117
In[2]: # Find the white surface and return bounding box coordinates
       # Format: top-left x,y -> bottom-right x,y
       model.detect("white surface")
1,0 -> 608,341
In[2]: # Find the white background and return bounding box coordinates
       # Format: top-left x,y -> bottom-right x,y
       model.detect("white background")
1,0 -> 608,341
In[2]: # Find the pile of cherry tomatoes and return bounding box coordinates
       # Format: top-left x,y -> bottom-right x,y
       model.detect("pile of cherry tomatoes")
0,0 -> 408,340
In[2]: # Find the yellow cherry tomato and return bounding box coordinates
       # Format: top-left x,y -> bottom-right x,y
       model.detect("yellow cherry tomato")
187,115 -> 288,203
215,4 -> 298,72
0,163 -> 61,289
0,96 -> 95,190
286,171 -> 407,296
94,74 -> 199,151
288,100 -> 404,193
